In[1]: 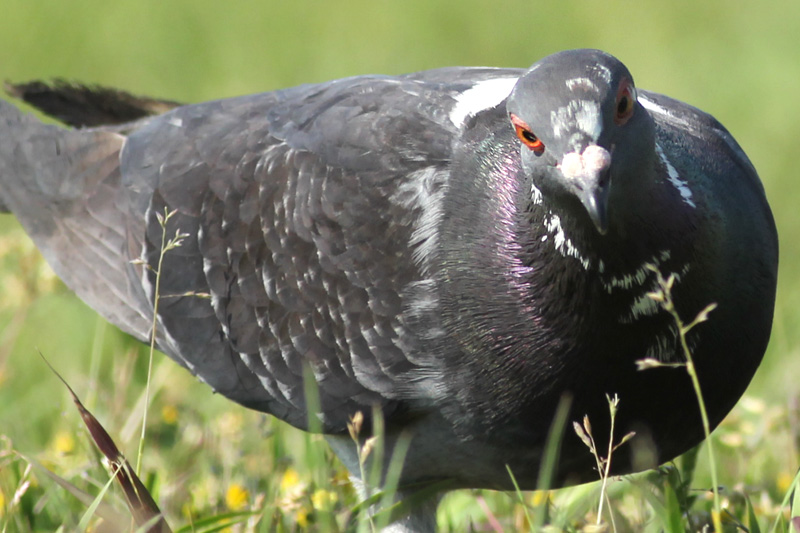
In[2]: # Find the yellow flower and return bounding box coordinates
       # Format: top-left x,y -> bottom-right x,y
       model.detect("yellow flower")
225,483 -> 249,511
53,430 -> 76,455
777,471 -> 794,494
530,490 -> 550,507
281,467 -> 301,492
311,488 -> 338,511
0,487 -> 5,518
161,404 -> 179,425
296,506 -> 310,528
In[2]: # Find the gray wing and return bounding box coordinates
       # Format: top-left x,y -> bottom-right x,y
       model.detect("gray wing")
115,74 -> 482,432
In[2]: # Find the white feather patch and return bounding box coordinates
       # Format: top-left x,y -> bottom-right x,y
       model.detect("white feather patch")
565,77 -> 598,93
391,166 -> 449,274
600,250 -> 672,294
449,77 -> 519,127
655,143 -> 696,208
543,213 -> 590,269
639,95 -> 691,129
550,100 -> 602,145
531,182 -> 543,205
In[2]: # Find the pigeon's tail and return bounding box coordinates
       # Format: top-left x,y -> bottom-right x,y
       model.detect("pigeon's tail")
4,80 -> 180,129
0,98 -> 153,342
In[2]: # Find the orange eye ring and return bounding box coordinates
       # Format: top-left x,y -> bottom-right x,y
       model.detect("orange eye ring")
614,79 -> 636,126
510,113 -> 545,154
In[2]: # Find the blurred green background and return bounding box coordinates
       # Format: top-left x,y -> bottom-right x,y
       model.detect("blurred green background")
0,0 -> 798,528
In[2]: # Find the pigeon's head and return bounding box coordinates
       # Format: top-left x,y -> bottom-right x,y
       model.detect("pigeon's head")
506,49 -> 656,234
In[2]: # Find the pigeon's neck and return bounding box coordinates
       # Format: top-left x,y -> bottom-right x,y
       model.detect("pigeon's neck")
436,116 -> 697,444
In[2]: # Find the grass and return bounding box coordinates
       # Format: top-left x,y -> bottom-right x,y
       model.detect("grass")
7,326 -> 792,533
0,1 -> 799,531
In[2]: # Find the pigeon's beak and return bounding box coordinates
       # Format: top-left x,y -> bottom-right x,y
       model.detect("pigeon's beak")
557,145 -> 612,235
577,182 -> 610,235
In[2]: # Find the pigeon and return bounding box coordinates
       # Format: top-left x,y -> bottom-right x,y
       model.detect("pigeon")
0,49 -> 778,531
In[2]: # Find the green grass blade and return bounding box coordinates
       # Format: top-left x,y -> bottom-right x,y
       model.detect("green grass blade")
531,392 -> 573,529
374,431 -> 413,531
173,511 -> 257,533
745,492 -> 763,533
16,452 -> 126,524
771,469 -> 800,533
76,471 -> 118,532
662,477 -> 684,533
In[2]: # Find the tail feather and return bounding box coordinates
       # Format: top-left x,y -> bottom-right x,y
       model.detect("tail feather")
0,99 -> 152,342
4,80 -> 180,128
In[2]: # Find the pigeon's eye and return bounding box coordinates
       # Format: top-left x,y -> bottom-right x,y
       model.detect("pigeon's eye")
510,114 -> 545,155
614,79 -> 636,126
